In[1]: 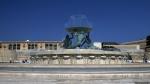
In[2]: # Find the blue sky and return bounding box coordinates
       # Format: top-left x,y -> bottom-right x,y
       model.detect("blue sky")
0,0 -> 150,43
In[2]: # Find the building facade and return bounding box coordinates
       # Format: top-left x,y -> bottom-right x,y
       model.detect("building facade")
0,41 -> 63,63
0,41 -> 63,51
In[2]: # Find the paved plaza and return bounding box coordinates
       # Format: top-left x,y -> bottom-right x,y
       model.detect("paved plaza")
0,64 -> 150,84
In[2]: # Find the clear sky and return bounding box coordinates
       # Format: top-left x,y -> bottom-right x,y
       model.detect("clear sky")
0,0 -> 150,43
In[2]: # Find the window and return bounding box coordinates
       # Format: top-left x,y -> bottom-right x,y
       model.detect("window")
28,44 -> 31,49
45,44 -> 49,49
13,44 -> 16,50
17,44 -> 20,50
28,43 -> 38,49
49,44 -> 52,46
0,43 -> 2,48
31,44 -> 34,49
35,44 -> 37,49
9,44 -> 12,50
54,44 -> 57,50
49,44 -> 53,50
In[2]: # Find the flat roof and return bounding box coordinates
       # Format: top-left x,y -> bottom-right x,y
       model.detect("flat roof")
0,40 -> 63,43
121,39 -> 146,44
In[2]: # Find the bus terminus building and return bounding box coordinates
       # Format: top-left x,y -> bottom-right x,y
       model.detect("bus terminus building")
0,15 -> 149,64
